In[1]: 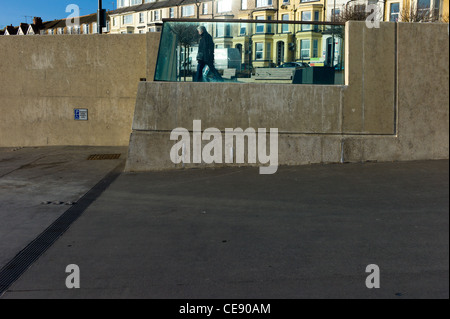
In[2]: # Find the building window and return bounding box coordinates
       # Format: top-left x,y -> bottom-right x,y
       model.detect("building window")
147,26 -> 160,32
314,11 -> 320,21
58,27 -> 63,34
300,39 -> 310,59
389,3 -> 400,22
106,21 -> 110,32
282,14 -> 289,33
154,10 -> 160,21
240,23 -> 246,35
139,12 -> 145,23
169,8 -> 175,18
242,0 -> 248,10
202,3 -> 208,14
182,5 -> 194,17
267,15 -> 273,33
216,24 -> 223,37
300,0 -> 315,2
83,24 -> 89,34
266,42 -> 271,59
313,11 -> 320,31
256,0 -> 273,7
93,22 -> 98,34
255,42 -> 263,60
433,0 -> 440,17
256,15 -> 264,33
354,4 -> 366,13
418,0 -> 431,17
418,0 -> 431,10
75,26 -> 80,34
331,8 -> 340,21
216,23 -> 231,37
123,14 -> 133,24
313,39 -> 318,58
218,0 -> 232,13
301,11 -> 311,31
131,0 -> 141,5
302,11 -> 312,22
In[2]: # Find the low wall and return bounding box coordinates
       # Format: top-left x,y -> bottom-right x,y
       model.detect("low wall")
0,33 -> 160,147
125,22 -> 449,171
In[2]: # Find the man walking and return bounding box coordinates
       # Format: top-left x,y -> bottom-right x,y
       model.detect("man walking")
194,26 -> 223,82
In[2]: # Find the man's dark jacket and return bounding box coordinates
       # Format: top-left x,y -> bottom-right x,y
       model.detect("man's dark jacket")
197,32 -> 214,64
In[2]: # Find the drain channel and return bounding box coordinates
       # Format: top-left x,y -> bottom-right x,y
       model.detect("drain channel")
0,161 -> 125,296
87,154 -> 121,160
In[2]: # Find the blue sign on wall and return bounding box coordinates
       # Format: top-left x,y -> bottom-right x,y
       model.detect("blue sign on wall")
74,109 -> 88,121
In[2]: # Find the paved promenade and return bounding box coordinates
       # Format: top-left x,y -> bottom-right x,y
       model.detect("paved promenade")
0,147 -> 448,298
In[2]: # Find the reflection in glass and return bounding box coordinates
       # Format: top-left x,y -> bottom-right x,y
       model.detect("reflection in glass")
154,20 -> 345,85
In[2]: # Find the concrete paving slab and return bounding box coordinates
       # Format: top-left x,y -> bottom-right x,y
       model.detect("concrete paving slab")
1,159 -> 448,299
0,146 -> 127,271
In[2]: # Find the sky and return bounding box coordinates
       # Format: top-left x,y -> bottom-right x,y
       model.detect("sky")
0,0 -> 116,29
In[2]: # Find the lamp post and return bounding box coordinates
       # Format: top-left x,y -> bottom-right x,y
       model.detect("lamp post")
331,0 -> 336,66
98,0 -> 106,34
195,0 -> 201,18
291,3 -> 297,62
333,0 -> 336,22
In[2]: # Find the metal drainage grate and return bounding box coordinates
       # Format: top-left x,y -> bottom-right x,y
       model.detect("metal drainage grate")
87,154 -> 121,161
0,161 -> 125,296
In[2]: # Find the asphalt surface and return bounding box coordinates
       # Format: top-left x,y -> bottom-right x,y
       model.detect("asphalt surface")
0,146 -> 127,271
0,147 -> 448,299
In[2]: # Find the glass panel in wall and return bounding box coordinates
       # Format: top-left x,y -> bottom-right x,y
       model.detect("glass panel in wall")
154,20 -> 345,85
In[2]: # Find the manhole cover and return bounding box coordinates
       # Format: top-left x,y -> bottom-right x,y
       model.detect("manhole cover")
87,154 -> 121,160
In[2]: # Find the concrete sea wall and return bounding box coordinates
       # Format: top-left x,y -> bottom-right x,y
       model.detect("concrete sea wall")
0,33 -> 160,147
125,22 -> 449,171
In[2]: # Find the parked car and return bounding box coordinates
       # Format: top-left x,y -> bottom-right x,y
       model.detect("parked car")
278,62 -> 310,68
